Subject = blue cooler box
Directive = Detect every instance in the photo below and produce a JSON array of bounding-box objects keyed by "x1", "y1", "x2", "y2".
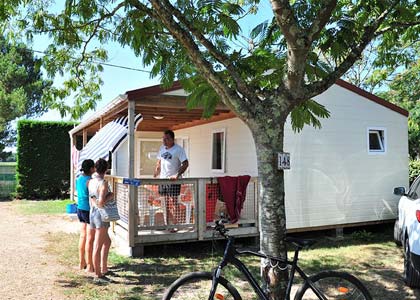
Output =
[{"x1": 66, "y1": 203, "x2": 77, "y2": 214}]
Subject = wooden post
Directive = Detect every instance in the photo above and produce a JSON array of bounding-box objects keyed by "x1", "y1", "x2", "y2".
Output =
[
  {"x1": 254, "y1": 178, "x2": 259, "y2": 231},
  {"x1": 127, "y1": 100, "x2": 136, "y2": 248},
  {"x1": 70, "y1": 135, "x2": 76, "y2": 202},
  {"x1": 197, "y1": 178, "x2": 206, "y2": 240},
  {"x1": 82, "y1": 129, "x2": 87, "y2": 146}
]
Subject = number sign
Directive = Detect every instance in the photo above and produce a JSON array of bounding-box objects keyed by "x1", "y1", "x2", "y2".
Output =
[{"x1": 277, "y1": 152, "x2": 290, "y2": 170}]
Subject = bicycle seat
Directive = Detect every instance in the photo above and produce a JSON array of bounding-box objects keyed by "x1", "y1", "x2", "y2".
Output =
[{"x1": 285, "y1": 237, "x2": 317, "y2": 248}]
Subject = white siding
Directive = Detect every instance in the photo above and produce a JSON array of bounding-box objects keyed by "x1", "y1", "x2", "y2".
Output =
[
  {"x1": 175, "y1": 84, "x2": 408, "y2": 229},
  {"x1": 113, "y1": 83, "x2": 408, "y2": 230},
  {"x1": 284, "y1": 84, "x2": 408, "y2": 229},
  {"x1": 175, "y1": 118, "x2": 258, "y2": 177}
]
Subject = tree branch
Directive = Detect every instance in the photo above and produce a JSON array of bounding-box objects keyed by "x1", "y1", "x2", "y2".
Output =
[
  {"x1": 156, "y1": 0, "x2": 257, "y2": 105},
  {"x1": 72, "y1": 2, "x2": 126, "y2": 80},
  {"x1": 307, "y1": 0, "x2": 337, "y2": 42},
  {"x1": 270, "y1": 1, "x2": 312, "y2": 97},
  {"x1": 304, "y1": 0, "x2": 400, "y2": 100},
  {"x1": 133, "y1": 0, "x2": 253, "y2": 119},
  {"x1": 270, "y1": 0, "x2": 301, "y2": 45},
  {"x1": 375, "y1": 20, "x2": 420, "y2": 37}
]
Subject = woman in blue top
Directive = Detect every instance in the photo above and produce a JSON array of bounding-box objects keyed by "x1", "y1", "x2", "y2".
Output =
[{"x1": 76, "y1": 159, "x2": 95, "y2": 271}]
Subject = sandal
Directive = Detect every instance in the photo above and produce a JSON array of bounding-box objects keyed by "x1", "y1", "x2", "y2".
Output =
[
  {"x1": 103, "y1": 270, "x2": 116, "y2": 276},
  {"x1": 93, "y1": 276, "x2": 109, "y2": 285}
]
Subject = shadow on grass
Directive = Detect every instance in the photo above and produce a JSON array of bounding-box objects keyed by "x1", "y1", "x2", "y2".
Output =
[
  {"x1": 362, "y1": 267, "x2": 420, "y2": 299},
  {"x1": 51, "y1": 222, "x2": 420, "y2": 300}
]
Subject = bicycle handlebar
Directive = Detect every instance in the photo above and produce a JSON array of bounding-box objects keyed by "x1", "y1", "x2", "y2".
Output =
[{"x1": 214, "y1": 219, "x2": 230, "y2": 237}]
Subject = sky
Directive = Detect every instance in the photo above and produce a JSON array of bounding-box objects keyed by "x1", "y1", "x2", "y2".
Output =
[
  {"x1": 37, "y1": 45, "x2": 161, "y2": 122},
  {"x1": 34, "y1": 1, "x2": 274, "y2": 124},
  {"x1": 4, "y1": 2, "x2": 273, "y2": 153}
]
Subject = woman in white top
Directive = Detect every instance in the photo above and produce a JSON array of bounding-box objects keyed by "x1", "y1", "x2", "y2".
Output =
[{"x1": 88, "y1": 158, "x2": 112, "y2": 281}]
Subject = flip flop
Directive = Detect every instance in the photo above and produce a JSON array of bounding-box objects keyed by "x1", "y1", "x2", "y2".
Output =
[
  {"x1": 103, "y1": 270, "x2": 117, "y2": 276},
  {"x1": 93, "y1": 276, "x2": 109, "y2": 285}
]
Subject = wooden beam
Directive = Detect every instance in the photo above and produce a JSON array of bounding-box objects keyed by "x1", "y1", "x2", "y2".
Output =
[
  {"x1": 70, "y1": 136, "x2": 76, "y2": 202},
  {"x1": 134, "y1": 95, "x2": 228, "y2": 110},
  {"x1": 138, "y1": 107, "x2": 204, "y2": 114},
  {"x1": 106, "y1": 101, "x2": 130, "y2": 119},
  {"x1": 171, "y1": 112, "x2": 236, "y2": 130},
  {"x1": 128, "y1": 100, "x2": 137, "y2": 248},
  {"x1": 82, "y1": 129, "x2": 87, "y2": 146}
]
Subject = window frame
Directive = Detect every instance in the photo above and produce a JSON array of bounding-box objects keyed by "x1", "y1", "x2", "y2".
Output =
[
  {"x1": 137, "y1": 138, "x2": 162, "y2": 177},
  {"x1": 211, "y1": 128, "x2": 226, "y2": 173},
  {"x1": 367, "y1": 127, "x2": 387, "y2": 155},
  {"x1": 175, "y1": 136, "x2": 190, "y2": 177}
]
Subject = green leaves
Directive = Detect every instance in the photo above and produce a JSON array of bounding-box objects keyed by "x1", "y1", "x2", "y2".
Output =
[
  {"x1": 182, "y1": 76, "x2": 220, "y2": 118},
  {"x1": 0, "y1": 35, "x2": 51, "y2": 155},
  {"x1": 290, "y1": 99, "x2": 330, "y2": 132},
  {"x1": 379, "y1": 50, "x2": 420, "y2": 158},
  {"x1": 0, "y1": 0, "x2": 418, "y2": 137}
]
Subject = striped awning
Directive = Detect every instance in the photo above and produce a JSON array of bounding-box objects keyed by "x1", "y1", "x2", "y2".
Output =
[{"x1": 77, "y1": 114, "x2": 143, "y2": 170}]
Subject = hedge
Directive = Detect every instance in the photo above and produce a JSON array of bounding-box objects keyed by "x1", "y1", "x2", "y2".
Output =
[
  {"x1": 409, "y1": 159, "x2": 420, "y2": 185},
  {"x1": 16, "y1": 120, "x2": 77, "y2": 199}
]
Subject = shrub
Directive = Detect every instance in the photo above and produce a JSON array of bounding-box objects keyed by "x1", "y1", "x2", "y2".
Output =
[
  {"x1": 409, "y1": 159, "x2": 420, "y2": 184},
  {"x1": 16, "y1": 120, "x2": 77, "y2": 199},
  {"x1": 351, "y1": 230, "x2": 374, "y2": 242}
]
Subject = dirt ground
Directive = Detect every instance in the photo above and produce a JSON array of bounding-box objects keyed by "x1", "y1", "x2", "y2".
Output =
[{"x1": 0, "y1": 201, "x2": 79, "y2": 300}]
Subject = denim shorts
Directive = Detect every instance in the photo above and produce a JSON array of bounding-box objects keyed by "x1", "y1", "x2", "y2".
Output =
[{"x1": 89, "y1": 206, "x2": 110, "y2": 229}]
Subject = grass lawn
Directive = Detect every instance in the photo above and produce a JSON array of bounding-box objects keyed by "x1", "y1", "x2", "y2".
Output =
[
  {"x1": 12, "y1": 200, "x2": 411, "y2": 299},
  {"x1": 12, "y1": 199, "x2": 73, "y2": 215},
  {"x1": 47, "y1": 227, "x2": 404, "y2": 300},
  {"x1": 0, "y1": 162, "x2": 16, "y2": 166}
]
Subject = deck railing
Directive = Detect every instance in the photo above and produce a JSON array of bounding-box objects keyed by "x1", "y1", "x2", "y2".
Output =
[{"x1": 107, "y1": 176, "x2": 259, "y2": 246}]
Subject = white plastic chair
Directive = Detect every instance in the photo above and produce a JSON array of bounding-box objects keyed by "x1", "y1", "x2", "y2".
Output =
[
  {"x1": 178, "y1": 187, "x2": 194, "y2": 224},
  {"x1": 138, "y1": 186, "x2": 167, "y2": 226}
]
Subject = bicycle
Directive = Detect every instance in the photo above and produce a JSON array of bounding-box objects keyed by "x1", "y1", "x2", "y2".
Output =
[{"x1": 163, "y1": 220, "x2": 372, "y2": 300}]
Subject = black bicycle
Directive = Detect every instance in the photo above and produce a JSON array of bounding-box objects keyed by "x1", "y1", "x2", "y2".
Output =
[{"x1": 163, "y1": 220, "x2": 372, "y2": 300}]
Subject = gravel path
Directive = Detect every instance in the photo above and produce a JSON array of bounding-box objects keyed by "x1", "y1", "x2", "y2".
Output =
[{"x1": 0, "y1": 201, "x2": 78, "y2": 300}]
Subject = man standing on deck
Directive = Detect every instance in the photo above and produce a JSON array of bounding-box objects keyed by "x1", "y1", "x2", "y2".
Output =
[{"x1": 154, "y1": 129, "x2": 189, "y2": 227}]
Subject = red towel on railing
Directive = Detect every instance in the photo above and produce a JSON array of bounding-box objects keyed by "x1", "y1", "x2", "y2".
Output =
[{"x1": 217, "y1": 175, "x2": 251, "y2": 223}]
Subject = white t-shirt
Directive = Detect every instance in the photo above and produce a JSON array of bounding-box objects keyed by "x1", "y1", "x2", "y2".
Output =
[{"x1": 157, "y1": 144, "x2": 188, "y2": 178}]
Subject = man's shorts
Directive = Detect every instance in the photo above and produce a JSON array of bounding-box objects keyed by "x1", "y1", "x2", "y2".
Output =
[
  {"x1": 158, "y1": 184, "x2": 181, "y2": 197},
  {"x1": 77, "y1": 208, "x2": 90, "y2": 224}
]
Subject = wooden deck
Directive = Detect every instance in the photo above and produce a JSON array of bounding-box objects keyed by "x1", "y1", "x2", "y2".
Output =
[{"x1": 107, "y1": 176, "x2": 259, "y2": 256}]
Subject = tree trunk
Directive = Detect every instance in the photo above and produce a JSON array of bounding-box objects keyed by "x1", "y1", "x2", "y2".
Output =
[{"x1": 249, "y1": 118, "x2": 289, "y2": 300}]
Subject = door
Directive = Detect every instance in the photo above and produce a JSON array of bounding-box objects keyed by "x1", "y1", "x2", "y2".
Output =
[
  {"x1": 138, "y1": 139, "x2": 162, "y2": 177},
  {"x1": 175, "y1": 136, "x2": 190, "y2": 177}
]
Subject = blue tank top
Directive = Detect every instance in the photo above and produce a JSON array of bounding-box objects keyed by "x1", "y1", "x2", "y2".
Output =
[{"x1": 76, "y1": 175, "x2": 91, "y2": 211}]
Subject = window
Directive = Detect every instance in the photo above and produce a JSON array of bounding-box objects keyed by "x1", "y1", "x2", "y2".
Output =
[
  {"x1": 211, "y1": 129, "x2": 226, "y2": 172},
  {"x1": 367, "y1": 127, "x2": 386, "y2": 154},
  {"x1": 138, "y1": 139, "x2": 162, "y2": 176}
]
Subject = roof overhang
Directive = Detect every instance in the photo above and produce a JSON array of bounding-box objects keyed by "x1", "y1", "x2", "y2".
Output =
[
  {"x1": 70, "y1": 82, "x2": 232, "y2": 137},
  {"x1": 70, "y1": 79, "x2": 408, "y2": 137}
]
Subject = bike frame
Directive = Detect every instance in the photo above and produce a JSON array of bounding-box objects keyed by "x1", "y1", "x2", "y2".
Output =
[{"x1": 209, "y1": 236, "x2": 328, "y2": 300}]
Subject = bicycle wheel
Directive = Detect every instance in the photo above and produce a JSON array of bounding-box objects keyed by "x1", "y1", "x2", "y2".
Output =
[
  {"x1": 294, "y1": 271, "x2": 372, "y2": 300},
  {"x1": 163, "y1": 271, "x2": 242, "y2": 300}
]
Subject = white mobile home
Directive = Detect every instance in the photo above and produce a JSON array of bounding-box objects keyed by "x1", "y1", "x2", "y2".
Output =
[{"x1": 70, "y1": 79, "x2": 408, "y2": 255}]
